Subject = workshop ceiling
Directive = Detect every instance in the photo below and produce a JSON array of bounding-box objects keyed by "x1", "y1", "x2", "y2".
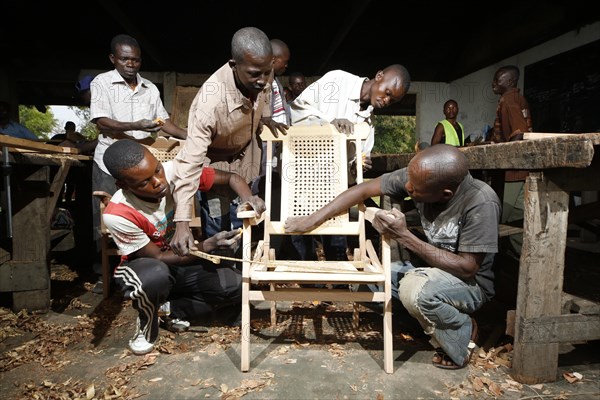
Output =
[{"x1": 3, "y1": 1, "x2": 599, "y2": 108}]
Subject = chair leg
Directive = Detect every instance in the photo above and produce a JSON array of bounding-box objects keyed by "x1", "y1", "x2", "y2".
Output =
[
  {"x1": 352, "y1": 302, "x2": 360, "y2": 329},
  {"x1": 352, "y1": 248, "x2": 361, "y2": 329},
  {"x1": 241, "y1": 276, "x2": 251, "y2": 372},
  {"x1": 383, "y1": 293, "x2": 393, "y2": 373},
  {"x1": 268, "y1": 249, "x2": 277, "y2": 326},
  {"x1": 269, "y1": 283, "x2": 277, "y2": 326},
  {"x1": 101, "y1": 236, "x2": 111, "y2": 299}
]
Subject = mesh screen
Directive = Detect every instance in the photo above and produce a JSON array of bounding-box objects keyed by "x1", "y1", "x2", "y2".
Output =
[
  {"x1": 144, "y1": 145, "x2": 181, "y2": 162},
  {"x1": 286, "y1": 134, "x2": 346, "y2": 225}
]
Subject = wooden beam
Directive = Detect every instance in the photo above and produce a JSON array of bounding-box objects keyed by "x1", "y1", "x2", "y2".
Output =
[
  {"x1": 512, "y1": 172, "x2": 570, "y2": 384},
  {"x1": 369, "y1": 133, "x2": 599, "y2": 176},
  {"x1": 368, "y1": 153, "x2": 414, "y2": 177},
  {"x1": 562, "y1": 293, "x2": 600, "y2": 315},
  {"x1": 47, "y1": 159, "x2": 72, "y2": 223},
  {"x1": 249, "y1": 289, "x2": 385, "y2": 302},
  {"x1": 524, "y1": 132, "x2": 577, "y2": 139},
  {"x1": 0, "y1": 261, "x2": 50, "y2": 291},
  {"x1": 518, "y1": 314, "x2": 600, "y2": 343},
  {"x1": 460, "y1": 136, "x2": 596, "y2": 169},
  {"x1": 0, "y1": 136, "x2": 79, "y2": 154},
  {"x1": 499, "y1": 224, "x2": 524, "y2": 237},
  {"x1": 544, "y1": 154, "x2": 600, "y2": 191}
]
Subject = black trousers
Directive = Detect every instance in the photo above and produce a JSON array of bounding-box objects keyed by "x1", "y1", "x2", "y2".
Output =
[{"x1": 114, "y1": 258, "x2": 241, "y2": 342}]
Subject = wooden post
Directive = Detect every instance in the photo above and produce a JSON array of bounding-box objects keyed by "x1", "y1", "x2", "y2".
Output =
[
  {"x1": 10, "y1": 165, "x2": 52, "y2": 312},
  {"x1": 511, "y1": 172, "x2": 569, "y2": 383}
]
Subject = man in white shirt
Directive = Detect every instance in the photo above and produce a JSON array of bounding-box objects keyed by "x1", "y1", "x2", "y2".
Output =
[
  {"x1": 289, "y1": 65, "x2": 410, "y2": 260},
  {"x1": 290, "y1": 65, "x2": 410, "y2": 172},
  {"x1": 89, "y1": 33, "x2": 187, "y2": 294}
]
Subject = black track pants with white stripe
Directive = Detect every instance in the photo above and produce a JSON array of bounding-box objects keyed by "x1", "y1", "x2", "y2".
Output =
[{"x1": 114, "y1": 258, "x2": 242, "y2": 342}]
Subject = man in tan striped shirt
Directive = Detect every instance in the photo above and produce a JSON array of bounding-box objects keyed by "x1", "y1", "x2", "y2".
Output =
[{"x1": 170, "y1": 27, "x2": 287, "y2": 256}]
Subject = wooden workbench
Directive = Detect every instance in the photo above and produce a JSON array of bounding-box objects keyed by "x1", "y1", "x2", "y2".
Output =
[
  {"x1": 0, "y1": 137, "x2": 92, "y2": 312},
  {"x1": 369, "y1": 132, "x2": 600, "y2": 384}
]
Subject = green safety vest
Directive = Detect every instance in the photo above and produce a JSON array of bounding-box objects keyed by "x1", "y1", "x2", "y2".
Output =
[{"x1": 439, "y1": 119, "x2": 464, "y2": 146}]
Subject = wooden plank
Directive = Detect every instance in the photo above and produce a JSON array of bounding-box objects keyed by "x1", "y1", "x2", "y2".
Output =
[
  {"x1": 9, "y1": 151, "x2": 92, "y2": 164},
  {"x1": 518, "y1": 314, "x2": 600, "y2": 343},
  {"x1": 0, "y1": 261, "x2": 50, "y2": 291},
  {"x1": 251, "y1": 271, "x2": 385, "y2": 283},
  {"x1": 267, "y1": 221, "x2": 361, "y2": 235},
  {"x1": 562, "y1": 294, "x2": 576, "y2": 314},
  {"x1": 369, "y1": 153, "x2": 414, "y2": 177},
  {"x1": 12, "y1": 166, "x2": 51, "y2": 262},
  {"x1": 249, "y1": 289, "x2": 385, "y2": 302},
  {"x1": 460, "y1": 136, "x2": 595, "y2": 169},
  {"x1": 50, "y1": 228, "x2": 71, "y2": 241},
  {"x1": 12, "y1": 289, "x2": 50, "y2": 313},
  {"x1": 506, "y1": 310, "x2": 516, "y2": 337},
  {"x1": 544, "y1": 154, "x2": 600, "y2": 191},
  {"x1": 147, "y1": 136, "x2": 181, "y2": 151},
  {"x1": 368, "y1": 133, "x2": 599, "y2": 176},
  {"x1": 524, "y1": 132, "x2": 576, "y2": 139},
  {"x1": 47, "y1": 159, "x2": 72, "y2": 222},
  {"x1": 562, "y1": 293, "x2": 600, "y2": 315},
  {"x1": 512, "y1": 172, "x2": 570, "y2": 384},
  {"x1": 381, "y1": 195, "x2": 403, "y2": 262},
  {"x1": 499, "y1": 224, "x2": 523, "y2": 237},
  {"x1": 0, "y1": 135, "x2": 79, "y2": 154},
  {"x1": 7, "y1": 164, "x2": 52, "y2": 311},
  {"x1": 570, "y1": 298, "x2": 600, "y2": 315}
]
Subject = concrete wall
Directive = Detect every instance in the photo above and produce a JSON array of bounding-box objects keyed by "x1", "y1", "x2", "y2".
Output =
[{"x1": 414, "y1": 21, "x2": 600, "y2": 145}]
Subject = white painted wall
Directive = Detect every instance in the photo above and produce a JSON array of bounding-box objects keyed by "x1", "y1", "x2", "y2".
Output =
[{"x1": 414, "y1": 21, "x2": 600, "y2": 145}]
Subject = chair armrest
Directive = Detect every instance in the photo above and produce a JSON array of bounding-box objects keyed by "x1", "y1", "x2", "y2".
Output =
[
  {"x1": 93, "y1": 190, "x2": 112, "y2": 207},
  {"x1": 237, "y1": 210, "x2": 265, "y2": 225},
  {"x1": 236, "y1": 200, "x2": 265, "y2": 225}
]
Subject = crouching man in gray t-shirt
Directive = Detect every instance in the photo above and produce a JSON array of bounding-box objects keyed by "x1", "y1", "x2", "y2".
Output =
[{"x1": 284, "y1": 144, "x2": 501, "y2": 370}]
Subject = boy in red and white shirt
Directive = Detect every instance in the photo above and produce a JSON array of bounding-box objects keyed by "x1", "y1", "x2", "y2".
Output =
[{"x1": 102, "y1": 139, "x2": 264, "y2": 355}]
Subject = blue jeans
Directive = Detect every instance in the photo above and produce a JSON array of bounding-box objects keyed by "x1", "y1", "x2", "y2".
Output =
[
  {"x1": 397, "y1": 263, "x2": 484, "y2": 366},
  {"x1": 366, "y1": 260, "x2": 414, "y2": 302},
  {"x1": 198, "y1": 191, "x2": 242, "y2": 238},
  {"x1": 198, "y1": 191, "x2": 243, "y2": 269}
]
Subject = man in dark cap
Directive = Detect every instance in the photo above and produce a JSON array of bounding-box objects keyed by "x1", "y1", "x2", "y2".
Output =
[{"x1": 76, "y1": 75, "x2": 94, "y2": 106}]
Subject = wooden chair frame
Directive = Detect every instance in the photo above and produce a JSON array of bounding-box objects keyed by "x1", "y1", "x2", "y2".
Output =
[
  {"x1": 93, "y1": 191, "x2": 119, "y2": 299},
  {"x1": 237, "y1": 123, "x2": 393, "y2": 373}
]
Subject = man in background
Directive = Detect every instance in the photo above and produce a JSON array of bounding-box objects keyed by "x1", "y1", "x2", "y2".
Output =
[
  {"x1": 76, "y1": 75, "x2": 95, "y2": 107},
  {"x1": 0, "y1": 101, "x2": 38, "y2": 140},
  {"x1": 431, "y1": 99, "x2": 464, "y2": 146},
  {"x1": 286, "y1": 71, "x2": 307, "y2": 101},
  {"x1": 88, "y1": 33, "x2": 187, "y2": 294},
  {"x1": 491, "y1": 65, "x2": 533, "y2": 259}
]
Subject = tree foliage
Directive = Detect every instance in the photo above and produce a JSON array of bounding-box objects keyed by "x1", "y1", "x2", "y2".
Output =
[
  {"x1": 18, "y1": 106, "x2": 56, "y2": 139},
  {"x1": 372, "y1": 115, "x2": 416, "y2": 154},
  {"x1": 18, "y1": 104, "x2": 98, "y2": 140},
  {"x1": 69, "y1": 106, "x2": 99, "y2": 139}
]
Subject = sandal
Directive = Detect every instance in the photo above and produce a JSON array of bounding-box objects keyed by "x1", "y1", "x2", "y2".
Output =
[
  {"x1": 431, "y1": 317, "x2": 478, "y2": 370},
  {"x1": 432, "y1": 349, "x2": 468, "y2": 369}
]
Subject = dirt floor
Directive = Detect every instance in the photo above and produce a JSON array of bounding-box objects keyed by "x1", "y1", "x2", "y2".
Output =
[{"x1": 1, "y1": 258, "x2": 599, "y2": 399}]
